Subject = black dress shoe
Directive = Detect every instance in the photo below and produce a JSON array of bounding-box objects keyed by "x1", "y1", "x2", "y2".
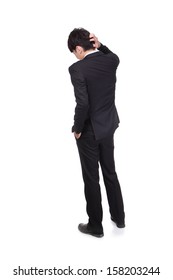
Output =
[
  {"x1": 78, "y1": 223, "x2": 104, "y2": 238},
  {"x1": 111, "y1": 217, "x2": 125, "y2": 228}
]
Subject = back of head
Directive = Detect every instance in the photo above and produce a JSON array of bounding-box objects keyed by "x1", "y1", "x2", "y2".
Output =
[{"x1": 68, "y1": 28, "x2": 95, "y2": 52}]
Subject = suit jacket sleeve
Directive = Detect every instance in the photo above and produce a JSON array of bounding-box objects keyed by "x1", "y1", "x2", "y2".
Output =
[
  {"x1": 98, "y1": 43, "x2": 120, "y2": 66},
  {"x1": 69, "y1": 65, "x2": 89, "y2": 133}
]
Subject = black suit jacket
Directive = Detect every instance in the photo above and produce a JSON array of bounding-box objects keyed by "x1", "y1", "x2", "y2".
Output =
[{"x1": 69, "y1": 44, "x2": 120, "y2": 140}]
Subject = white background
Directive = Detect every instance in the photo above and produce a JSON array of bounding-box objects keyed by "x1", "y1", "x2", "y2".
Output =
[{"x1": 0, "y1": 0, "x2": 173, "y2": 279}]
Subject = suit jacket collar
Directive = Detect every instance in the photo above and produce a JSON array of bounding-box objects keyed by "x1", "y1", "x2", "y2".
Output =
[
  {"x1": 83, "y1": 51, "x2": 102, "y2": 60},
  {"x1": 84, "y1": 49, "x2": 99, "y2": 58}
]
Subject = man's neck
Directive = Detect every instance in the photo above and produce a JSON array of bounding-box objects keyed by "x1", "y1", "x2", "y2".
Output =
[{"x1": 84, "y1": 48, "x2": 98, "y2": 58}]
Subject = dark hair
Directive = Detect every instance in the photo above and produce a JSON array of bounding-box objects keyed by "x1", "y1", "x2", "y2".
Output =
[{"x1": 68, "y1": 28, "x2": 95, "y2": 52}]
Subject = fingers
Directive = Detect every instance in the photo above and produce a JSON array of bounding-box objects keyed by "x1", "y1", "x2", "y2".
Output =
[
  {"x1": 89, "y1": 33, "x2": 95, "y2": 40},
  {"x1": 74, "y1": 132, "x2": 82, "y2": 139},
  {"x1": 89, "y1": 33, "x2": 100, "y2": 48},
  {"x1": 89, "y1": 33, "x2": 97, "y2": 42},
  {"x1": 89, "y1": 33, "x2": 96, "y2": 47}
]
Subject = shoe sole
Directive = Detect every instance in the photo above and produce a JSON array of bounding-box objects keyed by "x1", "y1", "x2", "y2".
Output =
[
  {"x1": 79, "y1": 230, "x2": 104, "y2": 238},
  {"x1": 90, "y1": 233, "x2": 104, "y2": 238}
]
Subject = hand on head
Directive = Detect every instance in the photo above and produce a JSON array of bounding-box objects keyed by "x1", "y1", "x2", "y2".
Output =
[{"x1": 89, "y1": 33, "x2": 101, "y2": 49}]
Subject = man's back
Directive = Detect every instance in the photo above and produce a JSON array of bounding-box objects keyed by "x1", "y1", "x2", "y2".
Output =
[{"x1": 69, "y1": 46, "x2": 120, "y2": 140}]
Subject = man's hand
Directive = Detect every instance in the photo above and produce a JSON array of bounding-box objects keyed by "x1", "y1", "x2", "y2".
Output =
[
  {"x1": 74, "y1": 132, "x2": 82, "y2": 139},
  {"x1": 89, "y1": 33, "x2": 101, "y2": 49}
]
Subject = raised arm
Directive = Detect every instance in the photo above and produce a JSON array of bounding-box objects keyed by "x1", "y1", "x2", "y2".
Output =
[
  {"x1": 90, "y1": 33, "x2": 119, "y2": 63},
  {"x1": 89, "y1": 33, "x2": 112, "y2": 54}
]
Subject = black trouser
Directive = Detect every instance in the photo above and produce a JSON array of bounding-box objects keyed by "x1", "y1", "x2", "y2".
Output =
[{"x1": 76, "y1": 123, "x2": 125, "y2": 232}]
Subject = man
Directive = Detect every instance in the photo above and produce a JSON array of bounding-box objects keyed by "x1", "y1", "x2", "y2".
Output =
[{"x1": 68, "y1": 28, "x2": 125, "y2": 238}]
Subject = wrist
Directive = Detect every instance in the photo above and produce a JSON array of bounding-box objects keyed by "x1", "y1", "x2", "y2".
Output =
[{"x1": 98, "y1": 43, "x2": 102, "y2": 49}]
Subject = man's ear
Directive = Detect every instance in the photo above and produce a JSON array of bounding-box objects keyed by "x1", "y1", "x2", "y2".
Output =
[{"x1": 76, "y1": 46, "x2": 83, "y2": 54}]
